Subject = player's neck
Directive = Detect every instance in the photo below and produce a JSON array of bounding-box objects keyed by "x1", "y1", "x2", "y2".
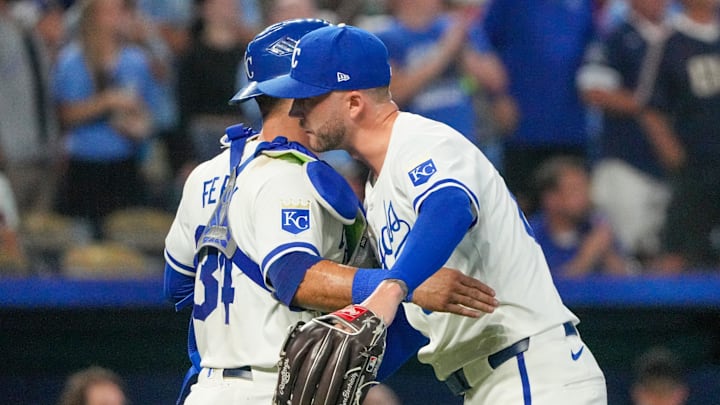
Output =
[
  {"x1": 258, "y1": 116, "x2": 307, "y2": 145},
  {"x1": 353, "y1": 105, "x2": 399, "y2": 178}
]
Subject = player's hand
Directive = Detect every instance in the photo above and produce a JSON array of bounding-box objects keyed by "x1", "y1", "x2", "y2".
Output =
[{"x1": 412, "y1": 267, "x2": 497, "y2": 317}]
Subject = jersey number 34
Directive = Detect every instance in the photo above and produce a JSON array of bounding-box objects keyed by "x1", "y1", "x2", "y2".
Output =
[{"x1": 193, "y1": 247, "x2": 235, "y2": 325}]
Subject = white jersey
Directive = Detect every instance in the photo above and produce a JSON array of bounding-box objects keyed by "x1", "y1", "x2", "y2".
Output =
[
  {"x1": 165, "y1": 138, "x2": 345, "y2": 370},
  {"x1": 364, "y1": 112, "x2": 578, "y2": 380}
]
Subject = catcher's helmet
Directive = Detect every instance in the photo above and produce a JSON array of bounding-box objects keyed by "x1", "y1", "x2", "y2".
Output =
[{"x1": 229, "y1": 18, "x2": 331, "y2": 104}]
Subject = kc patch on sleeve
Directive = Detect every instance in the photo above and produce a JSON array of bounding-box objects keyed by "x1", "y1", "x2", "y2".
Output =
[{"x1": 281, "y1": 200, "x2": 311, "y2": 234}]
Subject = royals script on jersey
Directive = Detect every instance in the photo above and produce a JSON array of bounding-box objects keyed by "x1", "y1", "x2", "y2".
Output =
[{"x1": 363, "y1": 112, "x2": 578, "y2": 379}]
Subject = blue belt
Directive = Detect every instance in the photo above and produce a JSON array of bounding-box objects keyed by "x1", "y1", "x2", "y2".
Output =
[
  {"x1": 445, "y1": 321, "x2": 577, "y2": 396},
  {"x1": 222, "y1": 366, "x2": 252, "y2": 379}
]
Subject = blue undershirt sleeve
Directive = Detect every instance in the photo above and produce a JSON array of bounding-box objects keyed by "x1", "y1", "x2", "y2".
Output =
[
  {"x1": 376, "y1": 305, "x2": 429, "y2": 381},
  {"x1": 164, "y1": 263, "x2": 195, "y2": 304},
  {"x1": 352, "y1": 187, "x2": 473, "y2": 301},
  {"x1": 266, "y1": 251, "x2": 323, "y2": 308}
]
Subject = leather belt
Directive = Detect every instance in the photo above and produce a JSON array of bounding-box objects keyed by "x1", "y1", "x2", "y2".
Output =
[
  {"x1": 222, "y1": 366, "x2": 252, "y2": 379},
  {"x1": 445, "y1": 321, "x2": 577, "y2": 396}
]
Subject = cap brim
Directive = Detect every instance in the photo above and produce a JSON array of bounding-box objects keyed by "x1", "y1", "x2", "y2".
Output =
[
  {"x1": 229, "y1": 81, "x2": 262, "y2": 105},
  {"x1": 256, "y1": 74, "x2": 331, "y2": 99}
]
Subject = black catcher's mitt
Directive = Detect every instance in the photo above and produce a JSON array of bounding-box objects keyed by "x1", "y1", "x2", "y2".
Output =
[{"x1": 274, "y1": 305, "x2": 387, "y2": 405}]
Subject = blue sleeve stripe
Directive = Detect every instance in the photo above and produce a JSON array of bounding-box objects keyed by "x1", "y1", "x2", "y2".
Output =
[
  {"x1": 261, "y1": 242, "x2": 321, "y2": 275},
  {"x1": 412, "y1": 178, "x2": 479, "y2": 214},
  {"x1": 267, "y1": 252, "x2": 323, "y2": 307},
  {"x1": 164, "y1": 249, "x2": 196, "y2": 275}
]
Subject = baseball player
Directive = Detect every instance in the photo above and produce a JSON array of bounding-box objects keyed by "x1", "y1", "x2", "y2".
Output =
[
  {"x1": 163, "y1": 19, "x2": 498, "y2": 405},
  {"x1": 257, "y1": 24, "x2": 608, "y2": 404}
]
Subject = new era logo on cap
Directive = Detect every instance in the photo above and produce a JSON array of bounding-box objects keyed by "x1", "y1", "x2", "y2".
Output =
[{"x1": 257, "y1": 24, "x2": 392, "y2": 99}]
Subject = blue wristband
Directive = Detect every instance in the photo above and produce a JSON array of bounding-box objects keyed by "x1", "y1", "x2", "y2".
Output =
[
  {"x1": 352, "y1": 268, "x2": 387, "y2": 303},
  {"x1": 353, "y1": 270, "x2": 414, "y2": 303}
]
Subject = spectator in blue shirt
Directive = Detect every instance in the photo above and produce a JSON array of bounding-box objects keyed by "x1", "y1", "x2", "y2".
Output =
[
  {"x1": 52, "y1": 0, "x2": 161, "y2": 237},
  {"x1": 529, "y1": 156, "x2": 633, "y2": 278}
]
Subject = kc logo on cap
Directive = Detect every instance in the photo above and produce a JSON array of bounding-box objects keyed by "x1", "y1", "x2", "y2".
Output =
[
  {"x1": 230, "y1": 18, "x2": 331, "y2": 104},
  {"x1": 257, "y1": 24, "x2": 392, "y2": 99},
  {"x1": 291, "y1": 46, "x2": 301, "y2": 68}
]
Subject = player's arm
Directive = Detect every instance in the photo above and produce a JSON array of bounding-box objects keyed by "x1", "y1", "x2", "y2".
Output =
[
  {"x1": 267, "y1": 253, "x2": 496, "y2": 315},
  {"x1": 266, "y1": 185, "x2": 489, "y2": 319},
  {"x1": 263, "y1": 159, "x2": 495, "y2": 316},
  {"x1": 357, "y1": 186, "x2": 476, "y2": 324},
  {"x1": 272, "y1": 256, "x2": 353, "y2": 311},
  {"x1": 163, "y1": 263, "x2": 194, "y2": 303},
  {"x1": 163, "y1": 244, "x2": 197, "y2": 310},
  {"x1": 163, "y1": 168, "x2": 204, "y2": 308}
]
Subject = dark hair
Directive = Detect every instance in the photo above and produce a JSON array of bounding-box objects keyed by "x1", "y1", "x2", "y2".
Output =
[
  {"x1": 634, "y1": 346, "x2": 685, "y2": 388},
  {"x1": 254, "y1": 94, "x2": 283, "y2": 119},
  {"x1": 362, "y1": 86, "x2": 392, "y2": 102},
  {"x1": 58, "y1": 366, "x2": 126, "y2": 405},
  {"x1": 533, "y1": 156, "x2": 587, "y2": 195}
]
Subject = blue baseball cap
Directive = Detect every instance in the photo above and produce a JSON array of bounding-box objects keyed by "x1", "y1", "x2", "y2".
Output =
[
  {"x1": 256, "y1": 24, "x2": 392, "y2": 99},
  {"x1": 229, "y1": 18, "x2": 331, "y2": 104}
]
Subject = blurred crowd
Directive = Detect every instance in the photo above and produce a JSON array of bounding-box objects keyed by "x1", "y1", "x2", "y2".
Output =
[{"x1": 0, "y1": 0, "x2": 718, "y2": 279}]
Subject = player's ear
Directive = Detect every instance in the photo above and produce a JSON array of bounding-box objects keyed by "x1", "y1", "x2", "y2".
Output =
[{"x1": 347, "y1": 91, "x2": 365, "y2": 119}]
